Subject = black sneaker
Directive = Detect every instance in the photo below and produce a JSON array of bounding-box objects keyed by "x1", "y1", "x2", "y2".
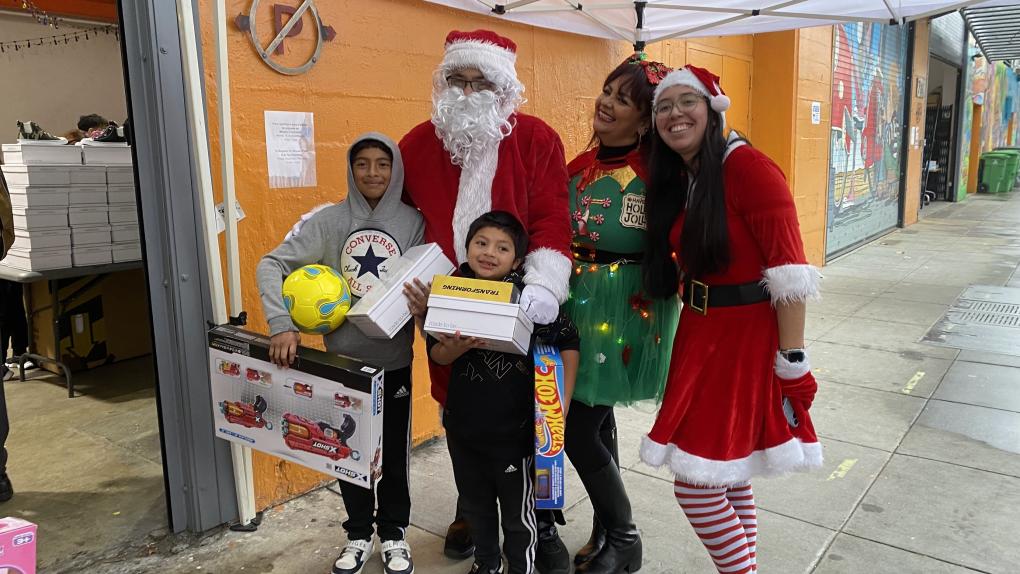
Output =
[
  {"x1": 380, "y1": 539, "x2": 413, "y2": 574},
  {"x1": 0, "y1": 473, "x2": 13, "y2": 503},
  {"x1": 468, "y1": 561, "x2": 502, "y2": 574},
  {"x1": 444, "y1": 518, "x2": 475, "y2": 560},
  {"x1": 17, "y1": 120, "x2": 61, "y2": 141},
  {"x1": 534, "y1": 523, "x2": 570, "y2": 574},
  {"x1": 332, "y1": 538, "x2": 373, "y2": 574}
]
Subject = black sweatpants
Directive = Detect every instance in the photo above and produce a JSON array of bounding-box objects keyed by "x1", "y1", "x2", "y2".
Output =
[
  {"x1": 0, "y1": 281, "x2": 28, "y2": 362},
  {"x1": 337, "y1": 366, "x2": 412, "y2": 542},
  {"x1": 564, "y1": 401, "x2": 616, "y2": 474},
  {"x1": 447, "y1": 432, "x2": 537, "y2": 574}
]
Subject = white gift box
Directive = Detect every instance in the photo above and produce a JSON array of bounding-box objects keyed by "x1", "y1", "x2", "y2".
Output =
[
  {"x1": 108, "y1": 204, "x2": 138, "y2": 224},
  {"x1": 106, "y1": 166, "x2": 135, "y2": 185},
  {"x1": 3, "y1": 246, "x2": 73, "y2": 271},
  {"x1": 424, "y1": 275, "x2": 534, "y2": 355},
  {"x1": 347, "y1": 243, "x2": 456, "y2": 339},
  {"x1": 1, "y1": 164, "x2": 71, "y2": 187},
  {"x1": 12, "y1": 206, "x2": 68, "y2": 229},
  {"x1": 2, "y1": 142, "x2": 82, "y2": 165},
  {"x1": 69, "y1": 205, "x2": 109, "y2": 226},
  {"x1": 208, "y1": 325, "x2": 385, "y2": 489},
  {"x1": 68, "y1": 185, "x2": 107, "y2": 205},
  {"x1": 111, "y1": 223, "x2": 140, "y2": 243},
  {"x1": 81, "y1": 143, "x2": 132, "y2": 165},
  {"x1": 70, "y1": 166, "x2": 108, "y2": 185},
  {"x1": 13, "y1": 228, "x2": 71, "y2": 250},
  {"x1": 112, "y1": 241, "x2": 143, "y2": 262},
  {"x1": 8, "y1": 186, "x2": 69, "y2": 208},
  {"x1": 107, "y1": 185, "x2": 137, "y2": 205},
  {"x1": 72, "y1": 224, "x2": 112, "y2": 246},
  {"x1": 72, "y1": 244, "x2": 113, "y2": 266}
]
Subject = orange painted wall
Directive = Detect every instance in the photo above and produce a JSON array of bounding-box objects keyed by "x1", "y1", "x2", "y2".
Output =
[
  {"x1": 195, "y1": 0, "x2": 762, "y2": 508},
  {"x1": 751, "y1": 31, "x2": 797, "y2": 181},
  {"x1": 791, "y1": 27, "x2": 833, "y2": 266},
  {"x1": 902, "y1": 21, "x2": 930, "y2": 227}
]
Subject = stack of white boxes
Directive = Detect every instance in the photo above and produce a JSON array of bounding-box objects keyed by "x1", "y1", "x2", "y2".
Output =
[{"x1": 2, "y1": 141, "x2": 140, "y2": 271}]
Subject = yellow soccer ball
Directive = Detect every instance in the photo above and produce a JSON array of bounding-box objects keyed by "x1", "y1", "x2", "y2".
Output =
[{"x1": 282, "y1": 264, "x2": 352, "y2": 334}]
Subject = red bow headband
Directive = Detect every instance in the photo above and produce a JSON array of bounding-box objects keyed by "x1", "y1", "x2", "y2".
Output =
[{"x1": 627, "y1": 52, "x2": 672, "y2": 86}]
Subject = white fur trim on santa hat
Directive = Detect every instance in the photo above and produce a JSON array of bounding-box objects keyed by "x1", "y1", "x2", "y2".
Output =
[
  {"x1": 442, "y1": 40, "x2": 518, "y2": 90},
  {"x1": 653, "y1": 68, "x2": 730, "y2": 112},
  {"x1": 760, "y1": 263, "x2": 822, "y2": 305},
  {"x1": 523, "y1": 247, "x2": 572, "y2": 304},
  {"x1": 640, "y1": 434, "x2": 823, "y2": 487}
]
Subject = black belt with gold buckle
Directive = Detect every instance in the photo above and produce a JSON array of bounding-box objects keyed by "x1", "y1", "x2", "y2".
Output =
[
  {"x1": 682, "y1": 278, "x2": 770, "y2": 316},
  {"x1": 572, "y1": 245, "x2": 643, "y2": 264}
]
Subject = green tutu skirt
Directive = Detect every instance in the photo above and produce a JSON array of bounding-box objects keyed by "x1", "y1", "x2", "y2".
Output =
[{"x1": 564, "y1": 261, "x2": 679, "y2": 408}]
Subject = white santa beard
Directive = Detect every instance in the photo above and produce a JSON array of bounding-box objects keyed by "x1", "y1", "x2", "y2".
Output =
[{"x1": 451, "y1": 142, "x2": 499, "y2": 264}]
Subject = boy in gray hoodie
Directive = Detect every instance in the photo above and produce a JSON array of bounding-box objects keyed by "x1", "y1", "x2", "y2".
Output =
[{"x1": 257, "y1": 133, "x2": 423, "y2": 574}]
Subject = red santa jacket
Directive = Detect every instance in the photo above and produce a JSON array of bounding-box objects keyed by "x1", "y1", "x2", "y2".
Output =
[{"x1": 400, "y1": 112, "x2": 573, "y2": 405}]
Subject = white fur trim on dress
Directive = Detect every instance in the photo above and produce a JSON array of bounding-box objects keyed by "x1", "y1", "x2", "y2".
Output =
[
  {"x1": 640, "y1": 434, "x2": 823, "y2": 487},
  {"x1": 451, "y1": 144, "x2": 499, "y2": 264},
  {"x1": 761, "y1": 263, "x2": 822, "y2": 305},
  {"x1": 774, "y1": 350, "x2": 811, "y2": 379},
  {"x1": 523, "y1": 247, "x2": 572, "y2": 304}
]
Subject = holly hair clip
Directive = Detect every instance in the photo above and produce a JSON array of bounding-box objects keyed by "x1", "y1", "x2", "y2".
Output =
[{"x1": 627, "y1": 52, "x2": 672, "y2": 86}]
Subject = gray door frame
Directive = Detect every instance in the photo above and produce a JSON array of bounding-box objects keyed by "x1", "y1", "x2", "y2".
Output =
[{"x1": 118, "y1": 0, "x2": 238, "y2": 532}]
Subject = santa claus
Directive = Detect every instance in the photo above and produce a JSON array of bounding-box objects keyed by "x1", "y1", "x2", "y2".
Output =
[{"x1": 399, "y1": 29, "x2": 573, "y2": 574}]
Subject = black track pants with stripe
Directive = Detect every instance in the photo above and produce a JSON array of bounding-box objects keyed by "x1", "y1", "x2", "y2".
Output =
[
  {"x1": 338, "y1": 366, "x2": 412, "y2": 541},
  {"x1": 447, "y1": 432, "x2": 537, "y2": 574}
]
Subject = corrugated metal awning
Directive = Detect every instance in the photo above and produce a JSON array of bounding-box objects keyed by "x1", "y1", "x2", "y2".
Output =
[{"x1": 963, "y1": 4, "x2": 1020, "y2": 61}]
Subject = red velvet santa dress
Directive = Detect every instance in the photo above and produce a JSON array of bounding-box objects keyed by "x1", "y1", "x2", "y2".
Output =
[{"x1": 640, "y1": 140, "x2": 823, "y2": 487}]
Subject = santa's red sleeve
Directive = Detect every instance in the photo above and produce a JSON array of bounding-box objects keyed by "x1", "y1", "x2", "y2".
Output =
[
  {"x1": 730, "y1": 148, "x2": 821, "y2": 304},
  {"x1": 521, "y1": 122, "x2": 573, "y2": 303}
]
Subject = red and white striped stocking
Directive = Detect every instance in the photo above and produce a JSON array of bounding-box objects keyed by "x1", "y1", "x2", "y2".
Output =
[
  {"x1": 726, "y1": 482, "x2": 758, "y2": 571},
  {"x1": 674, "y1": 480, "x2": 756, "y2": 574}
]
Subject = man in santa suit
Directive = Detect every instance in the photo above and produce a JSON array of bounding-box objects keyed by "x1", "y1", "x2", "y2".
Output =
[{"x1": 400, "y1": 30, "x2": 573, "y2": 574}]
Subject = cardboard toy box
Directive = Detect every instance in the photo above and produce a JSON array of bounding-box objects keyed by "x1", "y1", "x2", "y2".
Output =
[
  {"x1": 208, "y1": 325, "x2": 384, "y2": 489},
  {"x1": 0, "y1": 517, "x2": 37, "y2": 574},
  {"x1": 29, "y1": 269, "x2": 153, "y2": 373},
  {"x1": 347, "y1": 243, "x2": 455, "y2": 339},
  {"x1": 533, "y1": 344, "x2": 566, "y2": 509},
  {"x1": 424, "y1": 275, "x2": 533, "y2": 355}
]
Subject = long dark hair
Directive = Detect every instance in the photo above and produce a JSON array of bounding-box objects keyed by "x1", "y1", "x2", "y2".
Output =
[
  {"x1": 586, "y1": 60, "x2": 657, "y2": 151},
  {"x1": 643, "y1": 109, "x2": 732, "y2": 298}
]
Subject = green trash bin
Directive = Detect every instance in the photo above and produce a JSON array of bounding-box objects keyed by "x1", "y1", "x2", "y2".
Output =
[
  {"x1": 980, "y1": 151, "x2": 1010, "y2": 193},
  {"x1": 993, "y1": 148, "x2": 1020, "y2": 192}
]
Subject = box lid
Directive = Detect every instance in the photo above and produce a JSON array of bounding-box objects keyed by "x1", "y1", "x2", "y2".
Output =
[
  {"x1": 15, "y1": 227, "x2": 71, "y2": 238},
  {"x1": 1, "y1": 164, "x2": 72, "y2": 173},
  {"x1": 427, "y1": 295, "x2": 533, "y2": 325},
  {"x1": 11, "y1": 206, "x2": 67, "y2": 215},
  {"x1": 349, "y1": 243, "x2": 455, "y2": 315}
]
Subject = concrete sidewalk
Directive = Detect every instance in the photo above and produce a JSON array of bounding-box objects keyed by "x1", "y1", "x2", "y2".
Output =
[{"x1": 77, "y1": 192, "x2": 1020, "y2": 574}]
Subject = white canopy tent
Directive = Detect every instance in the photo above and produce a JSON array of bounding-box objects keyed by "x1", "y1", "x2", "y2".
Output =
[{"x1": 425, "y1": 0, "x2": 1020, "y2": 49}]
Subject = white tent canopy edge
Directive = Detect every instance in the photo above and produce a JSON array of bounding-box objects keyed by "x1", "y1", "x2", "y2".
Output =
[{"x1": 425, "y1": 0, "x2": 1020, "y2": 48}]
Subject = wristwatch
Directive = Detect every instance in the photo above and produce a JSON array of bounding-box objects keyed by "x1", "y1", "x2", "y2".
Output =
[{"x1": 780, "y1": 348, "x2": 806, "y2": 363}]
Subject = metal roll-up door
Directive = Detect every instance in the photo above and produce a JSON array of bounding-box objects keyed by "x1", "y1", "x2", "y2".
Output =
[{"x1": 826, "y1": 22, "x2": 909, "y2": 259}]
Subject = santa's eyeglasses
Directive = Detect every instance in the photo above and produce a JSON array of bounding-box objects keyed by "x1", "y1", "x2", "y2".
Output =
[{"x1": 446, "y1": 75, "x2": 497, "y2": 92}]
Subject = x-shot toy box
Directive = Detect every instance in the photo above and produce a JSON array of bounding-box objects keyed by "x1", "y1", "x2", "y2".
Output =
[
  {"x1": 533, "y1": 344, "x2": 566, "y2": 509},
  {"x1": 208, "y1": 325, "x2": 384, "y2": 489},
  {"x1": 347, "y1": 243, "x2": 455, "y2": 339},
  {"x1": 424, "y1": 274, "x2": 534, "y2": 355}
]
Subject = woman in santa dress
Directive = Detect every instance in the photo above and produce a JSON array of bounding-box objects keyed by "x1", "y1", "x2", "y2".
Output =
[
  {"x1": 555, "y1": 53, "x2": 679, "y2": 574},
  {"x1": 640, "y1": 65, "x2": 823, "y2": 574}
]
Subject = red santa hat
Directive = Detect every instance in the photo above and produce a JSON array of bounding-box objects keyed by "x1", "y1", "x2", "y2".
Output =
[
  {"x1": 441, "y1": 30, "x2": 520, "y2": 92},
  {"x1": 653, "y1": 65, "x2": 731, "y2": 127}
]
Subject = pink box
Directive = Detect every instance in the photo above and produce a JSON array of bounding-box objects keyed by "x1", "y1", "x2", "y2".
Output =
[{"x1": 0, "y1": 517, "x2": 37, "y2": 574}]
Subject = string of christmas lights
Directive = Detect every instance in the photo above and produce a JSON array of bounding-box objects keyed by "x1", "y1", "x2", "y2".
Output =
[
  {"x1": 7, "y1": 0, "x2": 62, "y2": 28},
  {"x1": 0, "y1": 24, "x2": 118, "y2": 53}
]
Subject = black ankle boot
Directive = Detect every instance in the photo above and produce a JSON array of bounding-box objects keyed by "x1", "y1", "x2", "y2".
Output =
[
  {"x1": 535, "y1": 511, "x2": 570, "y2": 574},
  {"x1": 445, "y1": 516, "x2": 475, "y2": 560},
  {"x1": 578, "y1": 463, "x2": 642, "y2": 574}
]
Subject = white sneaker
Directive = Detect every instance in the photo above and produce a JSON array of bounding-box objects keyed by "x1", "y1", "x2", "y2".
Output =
[
  {"x1": 381, "y1": 539, "x2": 414, "y2": 574},
  {"x1": 332, "y1": 538, "x2": 373, "y2": 574},
  {"x1": 20, "y1": 359, "x2": 36, "y2": 370}
]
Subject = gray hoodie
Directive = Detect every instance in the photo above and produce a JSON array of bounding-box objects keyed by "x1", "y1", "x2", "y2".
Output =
[{"x1": 256, "y1": 132, "x2": 425, "y2": 371}]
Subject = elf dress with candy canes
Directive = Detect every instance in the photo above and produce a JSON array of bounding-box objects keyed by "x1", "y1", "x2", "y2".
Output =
[{"x1": 640, "y1": 65, "x2": 823, "y2": 574}]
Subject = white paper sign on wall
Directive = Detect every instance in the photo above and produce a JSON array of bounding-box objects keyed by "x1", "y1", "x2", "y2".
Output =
[
  {"x1": 265, "y1": 110, "x2": 316, "y2": 189},
  {"x1": 811, "y1": 102, "x2": 821, "y2": 125}
]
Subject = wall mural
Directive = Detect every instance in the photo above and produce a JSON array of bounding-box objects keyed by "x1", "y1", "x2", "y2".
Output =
[{"x1": 827, "y1": 22, "x2": 907, "y2": 258}]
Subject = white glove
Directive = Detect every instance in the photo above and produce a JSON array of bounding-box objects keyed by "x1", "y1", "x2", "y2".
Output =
[
  {"x1": 520, "y1": 284, "x2": 559, "y2": 324},
  {"x1": 284, "y1": 203, "x2": 332, "y2": 241}
]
